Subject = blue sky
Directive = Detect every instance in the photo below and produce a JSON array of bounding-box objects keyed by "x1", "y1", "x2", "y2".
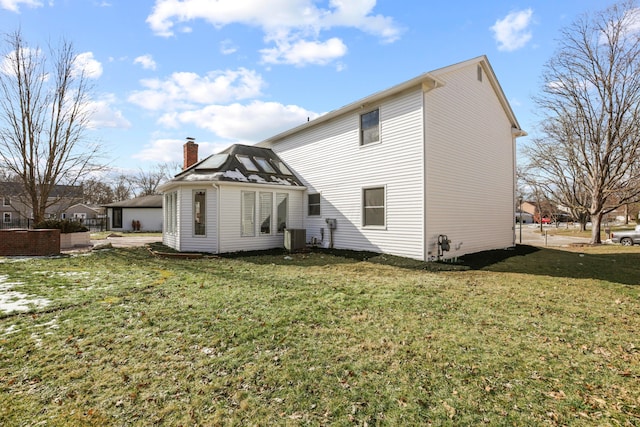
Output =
[{"x1": 0, "y1": 0, "x2": 610, "y2": 173}]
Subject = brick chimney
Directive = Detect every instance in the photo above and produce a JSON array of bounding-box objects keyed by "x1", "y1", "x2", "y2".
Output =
[{"x1": 183, "y1": 137, "x2": 198, "y2": 169}]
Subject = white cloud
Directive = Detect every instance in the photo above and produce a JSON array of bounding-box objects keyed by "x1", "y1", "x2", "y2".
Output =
[
  {"x1": 132, "y1": 138, "x2": 225, "y2": 163},
  {"x1": 261, "y1": 37, "x2": 348, "y2": 66},
  {"x1": 491, "y1": 9, "x2": 533, "y2": 52},
  {"x1": 74, "y1": 52, "x2": 103, "y2": 79},
  {"x1": 220, "y1": 39, "x2": 237, "y2": 55},
  {"x1": 146, "y1": 0, "x2": 401, "y2": 66},
  {"x1": 128, "y1": 68, "x2": 265, "y2": 110},
  {"x1": 87, "y1": 95, "x2": 132, "y2": 129},
  {"x1": 158, "y1": 100, "x2": 319, "y2": 142},
  {"x1": 134, "y1": 54, "x2": 157, "y2": 70},
  {"x1": 0, "y1": 0, "x2": 42, "y2": 12}
]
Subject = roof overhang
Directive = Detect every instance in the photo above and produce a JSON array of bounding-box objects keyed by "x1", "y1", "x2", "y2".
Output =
[{"x1": 257, "y1": 74, "x2": 445, "y2": 147}]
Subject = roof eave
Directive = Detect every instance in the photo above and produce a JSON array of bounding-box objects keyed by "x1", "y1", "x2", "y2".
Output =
[{"x1": 256, "y1": 74, "x2": 445, "y2": 146}]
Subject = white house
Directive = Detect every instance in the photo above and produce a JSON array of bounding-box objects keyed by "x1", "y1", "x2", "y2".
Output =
[
  {"x1": 103, "y1": 194, "x2": 163, "y2": 232},
  {"x1": 161, "y1": 56, "x2": 526, "y2": 260}
]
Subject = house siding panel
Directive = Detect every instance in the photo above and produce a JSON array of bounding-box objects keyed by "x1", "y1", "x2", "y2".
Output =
[
  {"x1": 425, "y1": 64, "x2": 515, "y2": 259},
  {"x1": 267, "y1": 89, "x2": 425, "y2": 260}
]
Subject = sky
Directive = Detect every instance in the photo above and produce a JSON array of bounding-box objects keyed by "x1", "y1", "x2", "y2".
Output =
[{"x1": 0, "y1": 0, "x2": 613, "y2": 174}]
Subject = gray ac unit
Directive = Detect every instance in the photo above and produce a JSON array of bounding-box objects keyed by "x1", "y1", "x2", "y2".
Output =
[{"x1": 284, "y1": 229, "x2": 306, "y2": 252}]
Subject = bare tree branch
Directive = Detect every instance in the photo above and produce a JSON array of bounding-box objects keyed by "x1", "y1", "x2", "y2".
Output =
[
  {"x1": 526, "y1": 0, "x2": 640, "y2": 243},
  {"x1": 0, "y1": 29, "x2": 105, "y2": 222}
]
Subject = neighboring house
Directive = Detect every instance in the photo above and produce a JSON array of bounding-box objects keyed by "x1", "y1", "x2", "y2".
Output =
[
  {"x1": 103, "y1": 195, "x2": 163, "y2": 232},
  {"x1": 64, "y1": 203, "x2": 105, "y2": 220},
  {"x1": 0, "y1": 181, "x2": 83, "y2": 228},
  {"x1": 161, "y1": 56, "x2": 526, "y2": 261}
]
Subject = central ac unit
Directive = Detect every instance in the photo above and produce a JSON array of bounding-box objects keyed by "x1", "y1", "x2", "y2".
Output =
[{"x1": 284, "y1": 229, "x2": 306, "y2": 252}]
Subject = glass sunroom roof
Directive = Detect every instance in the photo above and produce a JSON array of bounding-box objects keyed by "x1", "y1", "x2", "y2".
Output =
[{"x1": 197, "y1": 153, "x2": 228, "y2": 169}]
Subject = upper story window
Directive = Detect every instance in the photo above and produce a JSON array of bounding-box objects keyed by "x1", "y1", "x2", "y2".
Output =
[
  {"x1": 360, "y1": 108, "x2": 380, "y2": 146},
  {"x1": 2, "y1": 197, "x2": 9, "y2": 206},
  {"x1": 237, "y1": 155, "x2": 258, "y2": 171}
]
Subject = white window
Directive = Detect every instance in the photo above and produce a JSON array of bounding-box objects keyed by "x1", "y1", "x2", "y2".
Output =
[
  {"x1": 3, "y1": 212, "x2": 11, "y2": 223},
  {"x1": 259, "y1": 192, "x2": 273, "y2": 235},
  {"x1": 2, "y1": 197, "x2": 9, "y2": 206},
  {"x1": 308, "y1": 193, "x2": 320, "y2": 216},
  {"x1": 360, "y1": 108, "x2": 380, "y2": 145},
  {"x1": 164, "y1": 192, "x2": 177, "y2": 233},
  {"x1": 277, "y1": 193, "x2": 288, "y2": 233},
  {"x1": 241, "y1": 191, "x2": 256, "y2": 237},
  {"x1": 363, "y1": 186, "x2": 385, "y2": 227},
  {"x1": 194, "y1": 190, "x2": 206, "y2": 236}
]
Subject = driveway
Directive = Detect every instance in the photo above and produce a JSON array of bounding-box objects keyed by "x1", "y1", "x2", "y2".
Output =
[{"x1": 516, "y1": 224, "x2": 592, "y2": 247}]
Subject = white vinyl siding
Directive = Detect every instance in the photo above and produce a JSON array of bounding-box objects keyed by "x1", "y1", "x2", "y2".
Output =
[
  {"x1": 424, "y1": 64, "x2": 515, "y2": 258},
  {"x1": 266, "y1": 89, "x2": 425, "y2": 260},
  {"x1": 164, "y1": 185, "x2": 218, "y2": 253}
]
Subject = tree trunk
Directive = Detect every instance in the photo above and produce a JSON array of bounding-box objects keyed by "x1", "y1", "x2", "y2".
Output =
[{"x1": 590, "y1": 213, "x2": 602, "y2": 244}]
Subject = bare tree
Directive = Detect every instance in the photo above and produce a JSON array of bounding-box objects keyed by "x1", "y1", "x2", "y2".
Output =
[
  {"x1": 111, "y1": 174, "x2": 132, "y2": 202},
  {"x1": 0, "y1": 30, "x2": 103, "y2": 223},
  {"x1": 130, "y1": 162, "x2": 179, "y2": 196},
  {"x1": 81, "y1": 177, "x2": 115, "y2": 205},
  {"x1": 526, "y1": 0, "x2": 640, "y2": 243}
]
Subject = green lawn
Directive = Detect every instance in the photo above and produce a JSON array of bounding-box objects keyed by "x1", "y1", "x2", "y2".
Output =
[{"x1": 1, "y1": 246, "x2": 638, "y2": 425}]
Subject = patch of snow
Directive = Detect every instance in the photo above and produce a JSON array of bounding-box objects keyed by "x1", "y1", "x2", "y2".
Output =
[
  {"x1": 0, "y1": 275, "x2": 51, "y2": 314},
  {"x1": 3, "y1": 324, "x2": 19, "y2": 335},
  {"x1": 222, "y1": 169, "x2": 248, "y2": 182},
  {"x1": 247, "y1": 174, "x2": 267, "y2": 183},
  {"x1": 270, "y1": 176, "x2": 293, "y2": 186}
]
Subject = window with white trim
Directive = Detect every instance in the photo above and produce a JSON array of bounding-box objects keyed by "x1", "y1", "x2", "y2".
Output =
[
  {"x1": 241, "y1": 191, "x2": 256, "y2": 237},
  {"x1": 2, "y1": 197, "x2": 9, "y2": 206},
  {"x1": 277, "y1": 193, "x2": 288, "y2": 233},
  {"x1": 363, "y1": 186, "x2": 385, "y2": 227},
  {"x1": 308, "y1": 193, "x2": 320, "y2": 216},
  {"x1": 164, "y1": 192, "x2": 177, "y2": 233},
  {"x1": 194, "y1": 190, "x2": 206, "y2": 236},
  {"x1": 3, "y1": 212, "x2": 11, "y2": 223},
  {"x1": 259, "y1": 192, "x2": 272, "y2": 235},
  {"x1": 360, "y1": 108, "x2": 380, "y2": 145}
]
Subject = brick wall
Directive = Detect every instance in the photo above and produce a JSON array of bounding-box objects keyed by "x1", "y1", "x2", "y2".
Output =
[{"x1": 0, "y1": 229, "x2": 61, "y2": 256}]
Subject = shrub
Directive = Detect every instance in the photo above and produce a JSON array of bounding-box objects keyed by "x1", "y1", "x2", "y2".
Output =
[{"x1": 34, "y1": 219, "x2": 88, "y2": 233}]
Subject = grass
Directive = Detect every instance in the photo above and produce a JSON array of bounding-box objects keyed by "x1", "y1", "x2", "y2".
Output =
[{"x1": 0, "y1": 245, "x2": 639, "y2": 425}]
